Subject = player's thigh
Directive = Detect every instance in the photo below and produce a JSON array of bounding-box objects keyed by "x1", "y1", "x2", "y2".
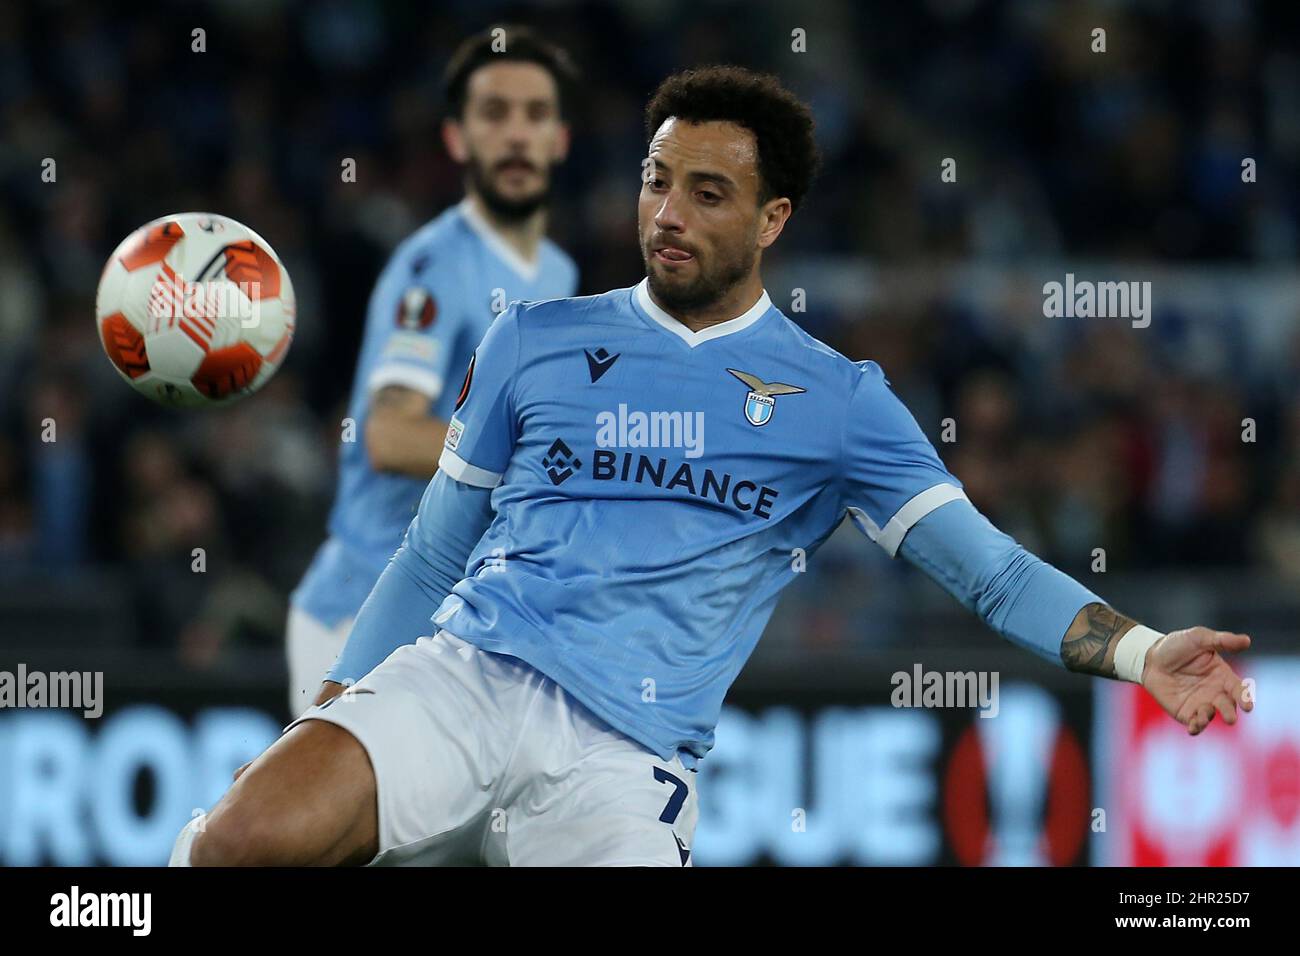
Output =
[
  {"x1": 285, "y1": 607, "x2": 352, "y2": 716},
  {"x1": 196, "y1": 716, "x2": 377, "y2": 866},
  {"x1": 296, "y1": 637, "x2": 508, "y2": 865},
  {"x1": 507, "y1": 746, "x2": 700, "y2": 867}
]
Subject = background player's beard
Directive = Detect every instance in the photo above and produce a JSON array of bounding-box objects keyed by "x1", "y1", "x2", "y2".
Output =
[
  {"x1": 643, "y1": 234, "x2": 757, "y2": 314},
  {"x1": 467, "y1": 155, "x2": 552, "y2": 223}
]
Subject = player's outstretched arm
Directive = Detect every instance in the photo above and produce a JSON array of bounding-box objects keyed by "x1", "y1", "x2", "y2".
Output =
[
  {"x1": 326, "y1": 469, "x2": 495, "y2": 687},
  {"x1": 895, "y1": 498, "x2": 1252, "y2": 735}
]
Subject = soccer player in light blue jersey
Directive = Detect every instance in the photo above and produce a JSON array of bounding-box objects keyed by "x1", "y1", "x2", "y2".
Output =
[
  {"x1": 286, "y1": 28, "x2": 579, "y2": 714},
  {"x1": 179, "y1": 67, "x2": 1252, "y2": 867}
]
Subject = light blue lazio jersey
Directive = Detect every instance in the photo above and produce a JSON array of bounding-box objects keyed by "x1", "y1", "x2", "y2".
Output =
[
  {"x1": 292, "y1": 199, "x2": 578, "y2": 626},
  {"x1": 429, "y1": 279, "x2": 964, "y2": 768}
]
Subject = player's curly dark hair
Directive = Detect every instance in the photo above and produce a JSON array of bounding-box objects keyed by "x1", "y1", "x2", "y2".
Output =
[
  {"x1": 443, "y1": 26, "x2": 579, "y2": 119},
  {"x1": 645, "y1": 66, "x2": 820, "y2": 214}
]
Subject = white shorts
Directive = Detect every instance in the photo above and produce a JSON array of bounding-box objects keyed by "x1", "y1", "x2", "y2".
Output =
[
  {"x1": 285, "y1": 607, "x2": 353, "y2": 717},
  {"x1": 286, "y1": 630, "x2": 699, "y2": 867}
]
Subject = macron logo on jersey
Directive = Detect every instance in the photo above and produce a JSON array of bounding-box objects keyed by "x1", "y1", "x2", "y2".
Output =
[{"x1": 584, "y1": 347, "x2": 620, "y2": 383}]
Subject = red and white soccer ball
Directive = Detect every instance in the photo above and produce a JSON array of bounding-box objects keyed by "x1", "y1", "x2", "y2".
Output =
[{"x1": 95, "y1": 212, "x2": 296, "y2": 407}]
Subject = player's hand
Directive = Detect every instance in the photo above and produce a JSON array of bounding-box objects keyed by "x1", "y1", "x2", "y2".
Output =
[{"x1": 1141, "y1": 627, "x2": 1252, "y2": 735}]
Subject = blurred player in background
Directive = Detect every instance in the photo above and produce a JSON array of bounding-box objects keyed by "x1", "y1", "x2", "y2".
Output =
[
  {"x1": 177, "y1": 66, "x2": 1251, "y2": 868},
  {"x1": 286, "y1": 27, "x2": 579, "y2": 714}
]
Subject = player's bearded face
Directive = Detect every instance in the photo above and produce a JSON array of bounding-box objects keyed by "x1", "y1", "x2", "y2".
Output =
[
  {"x1": 454, "y1": 62, "x2": 568, "y2": 223},
  {"x1": 638, "y1": 119, "x2": 765, "y2": 311}
]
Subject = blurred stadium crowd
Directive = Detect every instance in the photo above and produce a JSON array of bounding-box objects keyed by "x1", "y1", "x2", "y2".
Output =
[{"x1": 2, "y1": 0, "x2": 1300, "y2": 668}]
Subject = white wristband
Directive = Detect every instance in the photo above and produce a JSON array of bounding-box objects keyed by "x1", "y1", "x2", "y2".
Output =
[{"x1": 1114, "y1": 624, "x2": 1165, "y2": 684}]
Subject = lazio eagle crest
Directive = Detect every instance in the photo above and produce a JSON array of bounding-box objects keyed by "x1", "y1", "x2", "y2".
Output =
[{"x1": 726, "y1": 368, "x2": 806, "y2": 426}]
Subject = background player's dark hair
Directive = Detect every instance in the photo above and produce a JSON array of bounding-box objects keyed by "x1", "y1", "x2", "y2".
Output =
[
  {"x1": 442, "y1": 26, "x2": 579, "y2": 120},
  {"x1": 645, "y1": 65, "x2": 821, "y2": 214}
]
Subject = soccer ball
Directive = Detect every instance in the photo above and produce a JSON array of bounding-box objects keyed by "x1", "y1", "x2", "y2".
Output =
[{"x1": 95, "y1": 212, "x2": 296, "y2": 407}]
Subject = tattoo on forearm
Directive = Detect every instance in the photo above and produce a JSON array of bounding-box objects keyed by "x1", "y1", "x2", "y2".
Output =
[{"x1": 1060, "y1": 603, "x2": 1137, "y2": 677}]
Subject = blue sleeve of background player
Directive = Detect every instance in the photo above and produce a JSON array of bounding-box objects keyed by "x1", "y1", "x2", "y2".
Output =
[
  {"x1": 897, "y1": 496, "x2": 1102, "y2": 665},
  {"x1": 365, "y1": 249, "x2": 467, "y2": 404},
  {"x1": 326, "y1": 471, "x2": 495, "y2": 686}
]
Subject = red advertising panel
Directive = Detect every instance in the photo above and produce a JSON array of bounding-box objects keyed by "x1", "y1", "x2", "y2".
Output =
[{"x1": 1096, "y1": 658, "x2": 1300, "y2": 865}]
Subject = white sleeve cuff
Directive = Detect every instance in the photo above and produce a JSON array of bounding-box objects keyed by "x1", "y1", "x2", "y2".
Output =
[
  {"x1": 367, "y1": 363, "x2": 443, "y2": 401},
  {"x1": 848, "y1": 483, "x2": 968, "y2": 557},
  {"x1": 438, "y1": 448, "x2": 503, "y2": 489}
]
